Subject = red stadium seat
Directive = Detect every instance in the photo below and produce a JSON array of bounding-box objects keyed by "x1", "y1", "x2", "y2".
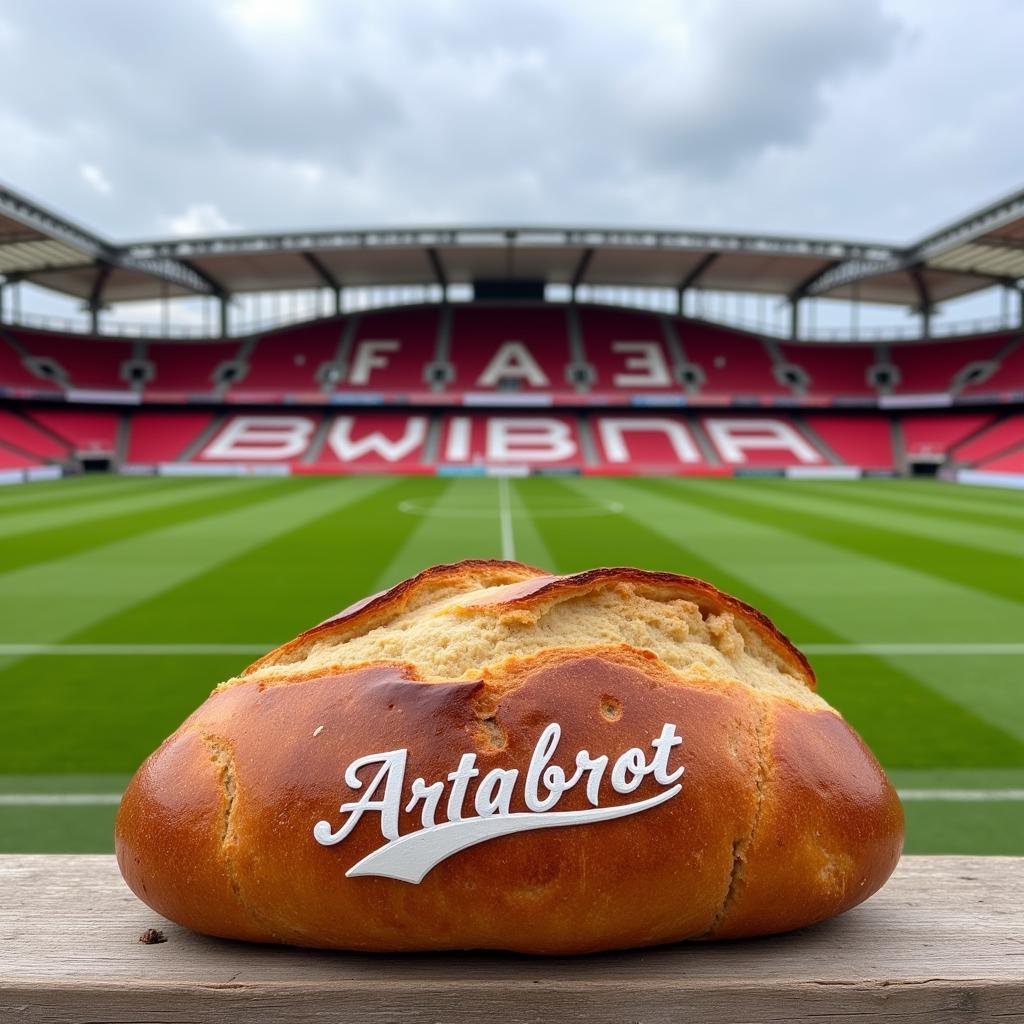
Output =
[
  {"x1": 198, "y1": 413, "x2": 324, "y2": 463},
  {"x1": 679, "y1": 322, "x2": 789, "y2": 396},
  {"x1": 802, "y1": 415, "x2": 894, "y2": 469},
  {"x1": 578, "y1": 307, "x2": 678, "y2": 392},
  {"x1": 0, "y1": 409, "x2": 71, "y2": 461},
  {"x1": 13, "y1": 329, "x2": 133, "y2": 390},
  {"x1": 436, "y1": 413, "x2": 582, "y2": 466},
  {"x1": 25, "y1": 409, "x2": 120, "y2": 453},
  {"x1": 778, "y1": 343, "x2": 877, "y2": 397},
  {"x1": 448, "y1": 306, "x2": 572, "y2": 393},
  {"x1": 0, "y1": 447, "x2": 40, "y2": 469},
  {"x1": 960, "y1": 338, "x2": 1024, "y2": 396},
  {"x1": 146, "y1": 340, "x2": 243, "y2": 394},
  {"x1": 309, "y1": 413, "x2": 430, "y2": 471},
  {"x1": 125, "y1": 411, "x2": 215, "y2": 464},
  {"x1": 338, "y1": 308, "x2": 439, "y2": 392},
  {"x1": 976, "y1": 448, "x2": 1024, "y2": 473},
  {"x1": 901, "y1": 414, "x2": 993, "y2": 458},
  {"x1": 590, "y1": 415, "x2": 709, "y2": 470},
  {"x1": 951, "y1": 414, "x2": 1024, "y2": 466},
  {"x1": 890, "y1": 335, "x2": 1009, "y2": 394},
  {"x1": 0, "y1": 333, "x2": 62, "y2": 392},
  {"x1": 700, "y1": 415, "x2": 825, "y2": 466},
  {"x1": 232, "y1": 320, "x2": 343, "y2": 397}
]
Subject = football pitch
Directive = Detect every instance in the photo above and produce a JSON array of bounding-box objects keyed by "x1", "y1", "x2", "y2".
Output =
[{"x1": 0, "y1": 473, "x2": 1021, "y2": 855}]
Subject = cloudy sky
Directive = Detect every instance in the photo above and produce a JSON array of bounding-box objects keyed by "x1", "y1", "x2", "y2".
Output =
[{"x1": 0, "y1": 0, "x2": 1021, "y2": 246}]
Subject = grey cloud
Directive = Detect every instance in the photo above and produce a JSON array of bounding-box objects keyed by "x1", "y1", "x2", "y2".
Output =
[{"x1": 0, "y1": 0, "x2": 1020, "y2": 243}]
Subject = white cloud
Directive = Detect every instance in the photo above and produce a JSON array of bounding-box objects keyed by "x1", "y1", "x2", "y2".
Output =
[
  {"x1": 79, "y1": 162, "x2": 111, "y2": 195},
  {"x1": 161, "y1": 203, "x2": 237, "y2": 236}
]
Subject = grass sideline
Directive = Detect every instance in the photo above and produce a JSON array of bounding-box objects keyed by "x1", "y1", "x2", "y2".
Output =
[{"x1": 0, "y1": 473, "x2": 1021, "y2": 854}]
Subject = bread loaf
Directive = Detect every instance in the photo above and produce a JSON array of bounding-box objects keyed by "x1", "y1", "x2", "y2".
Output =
[{"x1": 115, "y1": 560, "x2": 903, "y2": 954}]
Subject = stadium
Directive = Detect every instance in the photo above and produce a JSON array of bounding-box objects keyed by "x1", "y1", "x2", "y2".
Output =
[{"x1": 0, "y1": 178, "x2": 1022, "y2": 859}]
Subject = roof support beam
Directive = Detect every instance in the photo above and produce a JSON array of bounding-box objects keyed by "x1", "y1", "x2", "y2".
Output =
[
  {"x1": 178, "y1": 259, "x2": 227, "y2": 299},
  {"x1": 909, "y1": 268, "x2": 934, "y2": 338},
  {"x1": 570, "y1": 247, "x2": 594, "y2": 300},
  {"x1": 676, "y1": 253, "x2": 718, "y2": 314},
  {"x1": 425, "y1": 247, "x2": 448, "y2": 293},
  {"x1": 303, "y1": 252, "x2": 340, "y2": 290},
  {"x1": 788, "y1": 260, "x2": 841, "y2": 303},
  {"x1": 87, "y1": 263, "x2": 112, "y2": 333},
  {"x1": 304, "y1": 252, "x2": 342, "y2": 315}
]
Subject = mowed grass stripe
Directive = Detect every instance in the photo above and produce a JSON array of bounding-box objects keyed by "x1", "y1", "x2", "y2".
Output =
[
  {"x1": 525, "y1": 477, "x2": 1024, "y2": 767},
  {"x1": 0, "y1": 478, "x2": 304, "y2": 577},
  {"x1": 64, "y1": 476, "x2": 419, "y2": 649},
  {"x1": 748, "y1": 479, "x2": 1024, "y2": 553},
  {"x1": 621, "y1": 476, "x2": 1024, "y2": 745},
  {"x1": 0, "y1": 476, "x2": 271, "y2": 540},
  {"x1": 0, "y1": 477, "x2": 391, "y2": 651},
  {"x1": 892, "y1": 475, "x2": 1024, "y2": 512},
  {"x1": 506, "y1": 478, "x2": 557, "y2": 570},
  {"x1": 370, "y1": 479, "x2": 507, "y2": 590},
  {"x1": 667, "y1": 477, "x2": 1024, "y2": 605},
  {"x1": 808, "y1": 479, "x2": 1024, "y2": 529},
  {"x1": 0, "y1": 479, "x2": 414, "y2": 773},
  {"x1": 0, "y1": 476, "x2": 169, "y2": 514}
]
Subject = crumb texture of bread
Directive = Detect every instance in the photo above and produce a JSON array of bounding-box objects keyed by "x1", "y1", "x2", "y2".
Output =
[{"x1": 234, "y1": 562, "x2": 823, "y2": 709}]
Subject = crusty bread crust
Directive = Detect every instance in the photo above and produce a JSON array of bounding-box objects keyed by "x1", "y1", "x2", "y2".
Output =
[{"x1": 115, "y1": 561, "x2": 902, "y2": 954}]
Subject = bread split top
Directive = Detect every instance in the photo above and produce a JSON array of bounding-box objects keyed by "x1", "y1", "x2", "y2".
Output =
[{"x1": 227, "y1": 560, "x2": 823, "y2": 710}]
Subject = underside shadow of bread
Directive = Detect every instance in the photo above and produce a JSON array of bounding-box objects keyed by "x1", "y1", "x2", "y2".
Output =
[{"x1": 115, "y1": 560, "x2": 904, "y2": 954}]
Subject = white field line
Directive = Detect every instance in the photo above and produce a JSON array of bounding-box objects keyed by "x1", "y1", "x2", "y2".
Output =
[
  {"x1": 3, "y1": 790, "x2": 1024, "y2": 807},
  {"x1": 801, "y1": 643, "x2": 1024, "y2": 655},
  {"x1": 1, "y1": 642, "x2": 1023, "y2": 657},
  {"x1": 0, "y1": 643, "x2": 271, "y2": 655},
  {"x1": 497, "y1": 477, "x2": 516, "y2": 561}
]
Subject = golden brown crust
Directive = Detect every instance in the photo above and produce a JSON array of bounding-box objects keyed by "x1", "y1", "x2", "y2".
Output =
[{"x1": 115, "y1": 561, "x2": 901, "y2": 954}]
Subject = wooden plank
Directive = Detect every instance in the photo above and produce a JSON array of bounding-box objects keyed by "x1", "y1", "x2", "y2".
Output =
[{"x1": 0, "y1": 854, "x2": 1021, "y2": 1023}]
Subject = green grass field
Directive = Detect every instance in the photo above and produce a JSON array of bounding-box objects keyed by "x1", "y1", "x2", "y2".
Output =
[{"x1": 0, "y1": 473, "x2": 1021, "y2": 854}]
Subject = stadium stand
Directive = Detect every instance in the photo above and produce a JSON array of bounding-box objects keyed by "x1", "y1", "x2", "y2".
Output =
[
  {"x1": 889, "y1": 335, "x2": 1010, "y2": 394},
  {"x1": 307, "y1": 413, "x2": 431, "y2": 472},
  {"x1": 338, "y1": 307, "x2": 440, "y2": 393},
  {"x1": 0, "y1": 306, "x2": 1022, "y2": 479},
  {"x1": 229, "y1": 321, "x2": 342, "y2": 398},
  {"x1": 11, "y1": 329, "x2": 133, "y2": 391},
  {"x1": 0, "y1": 409, "x2": 70, "y2": 462},
  {"x1": 901, "y1": 413, "x2": 994, "y2": 459},
  {"x1": 146, "y1": 340, "x2": 243, "y2": 396},
  {"x1": 577, "y1": 307, "x2": 678, "y2": 393},
  {"x1": 960, "y1": 337, "x2": 1024, "y2": 397},
  {"x1": 678, "y1": 322, "x2": 789, "y2": 396},
  {"x1": 125, "y1": 411, "x2": 215, "y2": 464},
  {"x1": 0, "y1": 405, "x2": 1016, "y2": 474},
  {"x1": 802, "y1": 414, "x2": 894, "y2": 470},
  {"x1": 777, "y1": 342, "x2": 877, "y2": 397},
  {"x1": 950, "y1": 413, "x2": 1024, "y2": 466},
  {"x1": 447, "y1": 306, "x2": 572, "y2": 394},
  {"x1": 0, "y1": 332, "x2": 62, "y2": 393},
  {"x1": 4, "y1": 311, "x2": 1024, "y2": 404},
  {"x1": 25, "y1": 409, "x2": 120, "y2": 454},
  {"x1": 0, "y1": 446, "x2": 40, "y2": 469},
  {"x1": 977, "y1": 447, "x2": 1024, "y2": 473},
  {"x1": 589, "y1": 415, "x2": 710, "y2": 471}
]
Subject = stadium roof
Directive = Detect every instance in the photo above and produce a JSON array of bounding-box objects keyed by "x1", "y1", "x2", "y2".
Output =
[{"x1": 2, "y1": 181, "x2": 1024, "y2": 310}]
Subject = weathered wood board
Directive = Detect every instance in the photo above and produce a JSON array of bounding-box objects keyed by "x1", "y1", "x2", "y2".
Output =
[{"x1": 0, "y1": 855, "x2": 1021, "y2": 1022}]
